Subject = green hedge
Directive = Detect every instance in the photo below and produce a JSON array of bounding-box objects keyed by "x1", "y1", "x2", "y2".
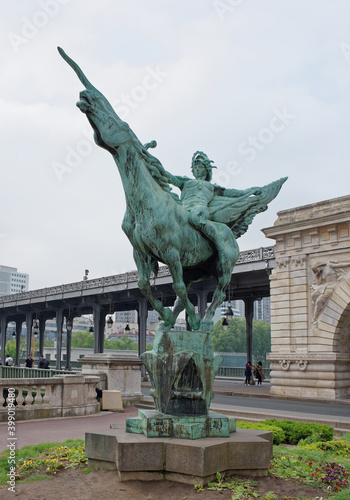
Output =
[
  {"x1": 262, "y1": 419, "x2": 334, "y2": 445},
  {"x1": 236, "y1": 421, "x2": 285, "y2": 445}
]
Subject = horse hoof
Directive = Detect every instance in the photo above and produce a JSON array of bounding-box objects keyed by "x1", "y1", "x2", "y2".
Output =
[
  {"x1": 156, "y1": 321, "x2": 171, "y2": 333},
  {"x1": 188, "y1": 314, "x2": 201, "y2": 331},
  {"x1": 199, "y1": 319, "x2": 214, "y2": 332}
]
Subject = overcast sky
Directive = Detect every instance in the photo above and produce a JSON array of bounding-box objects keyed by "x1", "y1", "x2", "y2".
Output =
[{"x1": 1, "y1": 1, "x2": 350, "y2": 291}]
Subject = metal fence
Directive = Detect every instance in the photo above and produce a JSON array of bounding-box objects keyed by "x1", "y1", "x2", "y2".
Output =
[
  {"x1": 1, "y1": 364, "x2": 270, "y2": 380},
  {"x1": 217, "y1": 366, "x2": 271, "y2": 379},
  {"x1": 0, "y1": 366, "x2": 75, "y2": 379}
]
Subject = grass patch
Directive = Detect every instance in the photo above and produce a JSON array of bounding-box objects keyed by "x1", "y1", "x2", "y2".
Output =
[
  {"x1": 0, "y1": 439, "x2": 87, "y2": 486},
  {"x1": 341, "y1": 432, "x2": 350, "y2": 442},
  {"x1": 81, "y1": 466, "x2": 94, "y2": 474},
  {"x1": 19, "y1": 475, "x2": 53, "y2": 483}
]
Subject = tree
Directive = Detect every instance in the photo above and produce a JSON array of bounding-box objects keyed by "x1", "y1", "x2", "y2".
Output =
[
  {"x1": 71, "y1": 330, "x2": 94, "y2": 348},
  {"x1": 211, "y1": 317, "x2": 271, "y2": 364},
  {"x1": 5, "y1": 339, "x2": 18, "y2": 359},
  {"x1": 104, "y1": 335, "x2": 138, "y2": 350},
  {"x1": 211, "y1": 318, "x2": 246, "y2": 352},
  {"x1": 252, "y1": 320, "x2": 271, "y2": 364}
]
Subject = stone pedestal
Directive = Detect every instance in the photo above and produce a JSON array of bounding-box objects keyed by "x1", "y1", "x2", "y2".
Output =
[
  {"x1": 126, "y1": 409, "x2": 235, "y2": 439},
  {"x1": 80, "y1": 353, "x2": 143, "y2": 407},
  {"x1": 141, "y1": 329, "x2": 222, "y2": 415},
  {"x1": 85, "y1": 426, "x2": 273, "y2": 485}
]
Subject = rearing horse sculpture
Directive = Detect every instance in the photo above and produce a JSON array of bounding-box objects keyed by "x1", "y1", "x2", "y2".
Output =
[{"x1": 58, "y1": 47, "x2": 287, "y2": 332}]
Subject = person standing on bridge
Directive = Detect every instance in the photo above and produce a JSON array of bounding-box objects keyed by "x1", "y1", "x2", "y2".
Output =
[
  {"x1": 25, "y1": 354, "x2": 34, "y2": 368},
  {"x1": 254, "y1": 361, "x2": 265, "y2": 385},
  {"x1": 245, "y1": 361, "x2": 252, "y2": 385}
]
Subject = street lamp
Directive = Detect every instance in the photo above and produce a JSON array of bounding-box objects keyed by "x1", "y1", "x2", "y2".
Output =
[
  {"x1": 125, "y1": 323, "x2": 130, "y2": 332},
  {"x1": 106, "y1": 316, "x2": 113, "y2": 329},
  {"x1": 224, "y1": 304, "x2": 234, "y2": 321},
  {"x1": 66, "y1": 319, "x2": 73, "y2": 333},
  {"x1": 222, "y1": 317, "x2": 228, "y2": 330}
]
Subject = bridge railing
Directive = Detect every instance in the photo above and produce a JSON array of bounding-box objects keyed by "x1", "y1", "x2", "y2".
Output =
[
  {"x1": 0, "y1": 246, "x2": 275, "y2": 304},
  {"x1": 0, "y1": 374, "x2": 100, "y2": 422},
  {"x1": 0, "y1": 366, "x2": 75, "y2": 379},
  {"x1": 217, "y1": 366, "x2": 271, "y2": 379}
]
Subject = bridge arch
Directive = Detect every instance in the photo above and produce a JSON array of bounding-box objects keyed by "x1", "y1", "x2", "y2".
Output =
[{"x1": 321, "y1": 279, "x2": 350, "y2": 355}]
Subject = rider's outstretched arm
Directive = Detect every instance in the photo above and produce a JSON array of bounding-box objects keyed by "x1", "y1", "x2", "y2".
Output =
[{"x1": 215, "y1": 185, "x2": 262, "y2": 197}]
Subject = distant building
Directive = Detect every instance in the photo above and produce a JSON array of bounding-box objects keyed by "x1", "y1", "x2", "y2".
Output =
[
  {"x1": 215, "y1": 297, "x2": 271, "y2": 324},
  {"x1": 114, "y1": 309, "x2": 159, "y2": 326},
  {"x1": 253, "y1": 297, "x2": 271, "y2": 323},
  {"x1": 0, "y1": 265, "x2": 29, "y2": 296},
  {"x1": 220, "y1": 301, "x2": 244, "y2": 319}
]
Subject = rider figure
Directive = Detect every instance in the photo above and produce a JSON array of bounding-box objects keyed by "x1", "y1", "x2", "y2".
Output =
[{"x1": 164, "y1": 151, "x2": 261, "y2": 261}]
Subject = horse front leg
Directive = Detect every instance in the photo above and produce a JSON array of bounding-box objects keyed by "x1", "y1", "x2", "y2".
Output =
[
  {"x1": 202, "y1": 233, "x2": 240, "y2": 331},
  {"x1": 166, "y1": 253, "x2": 201, "y2": 331},
  {"x1": 133, "y1": 249, "x2": 174, "y2": 330}
]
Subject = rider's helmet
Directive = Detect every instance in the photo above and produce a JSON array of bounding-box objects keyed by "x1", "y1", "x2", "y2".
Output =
[{"x1": 191, "y1": 151, "x2": 217, "y2": 181}]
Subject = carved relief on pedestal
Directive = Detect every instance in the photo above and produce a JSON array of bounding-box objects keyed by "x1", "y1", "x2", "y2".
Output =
[{"x1": 310, "y1": 260, "x2": 350, "y2": 323}]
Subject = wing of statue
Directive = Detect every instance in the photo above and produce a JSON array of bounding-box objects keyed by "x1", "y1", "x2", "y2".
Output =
[{"x1": 208, "y1": 177, "x2": 287, "y2": 238}]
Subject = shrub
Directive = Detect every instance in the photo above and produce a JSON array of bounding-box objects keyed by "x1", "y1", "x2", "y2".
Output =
[
  {"x1": 302, "y1": 440, "x2": 350, "y2": 457},
  {"x1": 262, "y1": 419, "x2": 333, "y2": 445},
  {"x1": 236, "y1": 421, "x2": 285, "y2": 445}
]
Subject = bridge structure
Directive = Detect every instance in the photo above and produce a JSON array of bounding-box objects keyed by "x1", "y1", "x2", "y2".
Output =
[
  {"x1": 0, "y1": 246, "x2": 275, "y2": 369},
  {"x1": 263, "y1": 195, "x2": 350, "y2": 399}
]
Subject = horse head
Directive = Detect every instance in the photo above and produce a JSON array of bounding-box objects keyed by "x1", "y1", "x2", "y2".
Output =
[{"x1": 58, "y1": 47, "x2": 137, "y2": 154}]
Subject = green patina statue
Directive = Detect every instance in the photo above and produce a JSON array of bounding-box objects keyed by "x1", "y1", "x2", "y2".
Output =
[{"x1": 59, "y1": 47, "x2": 286, "y2": 436}]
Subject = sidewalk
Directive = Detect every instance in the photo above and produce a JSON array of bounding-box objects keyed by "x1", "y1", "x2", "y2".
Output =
[
  {"x1": 211, "y1": 378, "x2": 350, "y2": 405},
  {"x1": 0, "y1": 407, "x2": 139, "y2": 451},
  {"x1": 143, "y1": 377, "x2": 350, "y2": 405}
]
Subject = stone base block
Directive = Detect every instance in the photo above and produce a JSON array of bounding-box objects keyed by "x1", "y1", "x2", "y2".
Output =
[
  {"x1": 85, "y1": 427, "x2": 273, "y2": 485},
  {"x1": 102, "y1": 390, "x2": 123, "y2": 411},
  {"x1": 125, "y1": 409, "x2": 235, "y2": 439}
]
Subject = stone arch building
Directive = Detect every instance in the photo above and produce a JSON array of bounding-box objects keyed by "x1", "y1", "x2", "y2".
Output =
[{"x1": 263, "y1": 195, "x2": 350, "y2": 399}]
